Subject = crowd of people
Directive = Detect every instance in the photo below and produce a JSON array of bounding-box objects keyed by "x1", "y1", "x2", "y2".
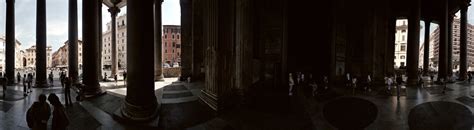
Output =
[{"x1": 27, "y1": 94, "x2": 69, "y2": 130}]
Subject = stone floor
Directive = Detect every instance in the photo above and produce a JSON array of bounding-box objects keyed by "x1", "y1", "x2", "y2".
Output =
[{"x1": 2, "y1": 76, "x2": 474, "y2": 129}]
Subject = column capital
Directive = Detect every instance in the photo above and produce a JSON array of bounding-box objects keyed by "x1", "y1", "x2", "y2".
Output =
[{"x1": 108, "y1": 6, "x2": 121, "y2": 16}]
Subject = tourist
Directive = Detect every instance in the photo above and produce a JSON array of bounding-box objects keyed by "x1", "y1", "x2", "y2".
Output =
[
  {"x1": 104, "y1": 72, "x2": 107, "y2": 81},
  {"x1": 366, "y1": 75, "x2": 371, "y2": 92},
  {"x1": 123, "y1": 71, "x2": 127, "y2": 85},
  {"x1": 288, "y1": 73, "x2": 294, "y2": 96},
  {"x1": 323, "y1": 76, "x2": 329, "y2": 90},
  {"x1": 64, "y1": 77, "x2": 73, "y2": 106},
  {"x1": 49, "y1": 72, "x2": 54, "y2": 86},
  {"x1": 468, "y1": 72, "x2": 472, "y2": 83},
  {"x1": 17, "y1": 72, "x2": 21, "y2": 83},
  {"x1": 309, "y1": 75, "x2": 318, "y2": 97},
  {"x1": 48, "y1": 93, "x2": 69, "y2": 130},
  {"x1": 26, "y1": 94, "x2": 51, "y2": 130},
  {"x1": 442, "y1": 78, "x2": 447, "y2": 94},
  {"x1": 345, "y1": 73, "x2": 351, "y2": 88},
  {"x1": 396, "y1": 74, "x2": 403, "y2": 100},
  {"x1": 1, "y1": 74, "x2": 6, "y2": 97},
  {"x1": 23, "y1": 74, "x2": 27, "y2": 96},
  {"x1": 28, "y1": 73, "x2": 33, "y2": 92},
  {"x1": 352, "y1": 76, "x2": 357, "y2": 94}
]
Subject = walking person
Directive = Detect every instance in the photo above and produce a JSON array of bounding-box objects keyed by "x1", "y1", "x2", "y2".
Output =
[
  {"x1": 48, "y1": 93, "x2": 69, "y2": 130},
  {"x1": 28, "y1": 73, "x2": 33, "y2": 92},
  {"x1": 352, "y1": 76, "x2": 358, "y2": 95},
  {"x1": 26, "y1": 94, "x2": 51, "y2": 130},
  {"x1": 288, "y1": 73, "x2": 295, "y2": 96},
  {"x1": 17, "y1": 72, "x2": 21, "y2": 84},
  {"x1": 366, "y1": 75, "x2": 372, "y2": 92},
  {"x1": 23, "y1": 74, "x2": 27, "y2": 96},
  {"x1": 64, "y1": 77, "x2": 73, "y2": 106},
  {"x1": 123, "y1": 71, "x2": 127, "y2": 85},
  {"x1": 468, "y1": 72, "x2": 472, "y2": 83},
  {"x1": 48, "y1": 72, "x2": 54, "y2": 87},
  {"x1": 442, "y1": 78, "x2": 447, "y2": 94},
  {"x1": 396, "y1": 74, "x2": 403, "y2": 100}
]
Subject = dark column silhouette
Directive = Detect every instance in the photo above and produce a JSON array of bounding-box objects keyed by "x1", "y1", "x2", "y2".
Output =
[
  {"x1": 69, "y1": 0, "x2": 79, "y2": 84},
  {"x1": 36, "y1": 0, "x2": 48, "y2": 87},
  {"x1": 460, "y1": 5, "x2": 468, "y2": 80},
  {"x1": 82, "y1": 0, "x2": 104, "y2": 97},
  {"x1": 180, "y1": 0, "x2": 193, "y2": 79},
  {"x1": 119, "y1": 0, "x2": 159, "y2": 121},
  {"x1": 406, "y1": 0, "x2": 421, "y2": 86},
  {"x1": 423, "y1": 20, "x2": 431, "y2": 76},
  {"x1": 5, "y1": 0, "x2": 15, "y2": 85},
  {"x1": 438, "y1": 0, "x2": 449, "y2": 81},
  {"x1": 447, "y1": 16, "x2": 453, "y2": 79},
  {"x1": 155, "y1": 0, "x2": 164, "y2": 81}
]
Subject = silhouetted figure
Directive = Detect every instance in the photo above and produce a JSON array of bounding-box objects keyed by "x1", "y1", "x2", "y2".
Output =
[
  {"x1": 123, "y1": 71, "x2": 127, "y2": 85},
  {"x1": 23, "y1": 74, "x2": 27, "y2": 96},
  {"x1": 26, "y1": 94, "x2": 51, "y2": 130},
  {"x1": 396, "y1": 74, "x2": 403, "y2": 100},
  {"x1": 48, "y1": 72, "x2": 53, "y2": 86},
  {"x1": 114, "y1": 74, "x2": 118, "y2": 83},
  {"x1": 442, "y1": 78, "x2": 447, "y2": 94},
  {"x1": 48, "y1": 93, "x2": 69, "y2": 130},
  {"x1": 104, "y1": 72, "x2": 107, "y2": 81},
  {"x1": 468, "y1": 72, "x2": 472, "y2": 83},
  {"x1": 288, "y1": 73, "x2": 294, "y2": 96},
  {"x1": 28, "y1": 73, "x2": 33, "y2": 92},
  {"x1": 2, "y1": 75, "x2": 8, "y2": 97},
  {"x1": 64, "y1": 77, "x2": 73, "y2": 106},
  {"x1": 17, "y1": 72, "x2": 21, "y2": 83}
]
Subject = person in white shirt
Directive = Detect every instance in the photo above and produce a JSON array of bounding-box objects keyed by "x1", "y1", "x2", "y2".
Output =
[{"x1": 289, "y1": 73, "x2": 294, "y2": 96}]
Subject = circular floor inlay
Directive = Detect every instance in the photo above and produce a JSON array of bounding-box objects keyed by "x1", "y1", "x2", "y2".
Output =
[
  {"x1": 408, "y1": 101, "x2": 473, "y2": 130},
  {"x1": 323, "y1": 97, "x2": 377, "y2": 130}
]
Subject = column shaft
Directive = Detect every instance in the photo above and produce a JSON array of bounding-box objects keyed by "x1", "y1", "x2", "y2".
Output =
[
  {"x1": 36, "y1": 0, "x2": 47, "y2": 87},
  {"x1": 438, "y1": 0, "x2": 449, "y2": 81},
  {"x1": 192, "y1": 0, "x2": 204, "y2": 81},
  {"x1": 69, "y1": 0, "x2": 79, "y2": 84},
  {"x1": 406, "y1": 0, "x2": 421, "y2": 86},
  {"x1": 460, "y1": 6, "x2": 468, "y2": 80},
  {"x1": 5, "y1": 0, "x2": 15, "y2": 84},
  {"x1": 82, "y1": 0, "x2": 103, "y2": 96},
  {"x1": 447, "y1": 17, "x2": 453, "y2": 79},
  {"x1": 423, "y1": 20, "x2": 430, "y2": 76},
  {"x1": 180, "y1": 0, "x2": 193, "y2": 79},
  {"x1": 119, "y1": 0, "x2": 158, "y2": 121},
  {"x1": 109, "y1": 7, "x2": 120, "y2": 78},
  {"x1": 98, "y1": 0, "x2": 103, "y2": 81},
  {"x1": 155, "y1": 0, "x2": 164, "y2": 81}
]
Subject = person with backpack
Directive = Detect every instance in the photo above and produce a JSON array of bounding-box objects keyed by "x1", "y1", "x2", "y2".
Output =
[
  {"x1": 48, "y1": 93, "x2": 69, "y2": 130},
  {"x1": 26, "y1": 94, "x2": 51, "y2": 130}
]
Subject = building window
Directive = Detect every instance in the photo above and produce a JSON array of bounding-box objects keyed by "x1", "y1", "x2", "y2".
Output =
[
  {"x1": 172, "y1": 35, "x2": 174, "y2": 39},
  {"x1": 173, "y1": 42, "x2": 175, "y2": 47},
  {"x1": 165, "y1": 50, "x2": 167, "y2": 53},
  {"x1": 402, "y1": 30, "x2": 406, "y2": 33},
  {"x1": 177, "y1": 35, "x2": 180, "y2": 39},
  {"x1": 165, "y1": 42, "x2": 167, "y2": 47},
  {"x1": 401, "y1": 56, "x2": 405, "y2": 59},
  {"x1": 401, "y1": 45, "x2": 406, "y2": 51},
  {"x1": 402, "y1": 35, "x2": 405, "y2": 41},
  {"x1": 401, "y1": 62, "x2": 405, "y2": 67}
]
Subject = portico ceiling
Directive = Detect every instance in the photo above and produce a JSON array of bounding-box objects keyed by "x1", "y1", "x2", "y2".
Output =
[
  {"x1": 392, "y1": 0, "x2": 471, "y2": 23},
  {"x1": 102, "y1": 0, "x2": 127, "y2": 8}
]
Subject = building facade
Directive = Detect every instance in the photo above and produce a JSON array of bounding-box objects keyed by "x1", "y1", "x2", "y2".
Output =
[
  {"x1": 24, "y1": 45, "x2": 52, "y2": 69},
  {"x1": 162, "y1": 25, "x2": 181, "y2": 67},
  {"x1": 394, "y1": 20, "x2": 408, "y2": 68},
  {"x1": 0, "y1": 36, "x2": 23, "y2": 71},
  {"x1": 430, "y1": 18, "x2": 474, "y2": 71},
  {"x1": 51, "y1": 40, "x2": 83, "y2": 69},
  {"x1": 103, "y1": 14, "x2": 127, "y2": 70}
]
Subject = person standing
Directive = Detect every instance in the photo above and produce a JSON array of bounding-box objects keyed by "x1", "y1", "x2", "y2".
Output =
[
  {"x1": 26, "y1": 94, "x2": 51, "y2": 130},
  {"x1": 123, "y1": 71, "x2": 127, "y2": 85},
  {"x1": 396, "y1": 74, "x2": 403, "y2": 100},
  {"x1": 17, "y1": 72, "x2": 21, "y2": 84},
  {"x1": 48, "y1": 93, "x2": 69, "y2": 130},
  {"x1": 468, "y1": 72, "x2": 472, "y2": 83},
  {"x1": 23, "y1": 74, "x2": 27, "y2": 96},
  {"x1": 289, "y1": 73, "x2": 295, "y2": 96},
  {"x1": 48, "y1": 72, "x2": 54, "y2": 86},
  {"x1": 27, "y1": 73, "x2": 33, "y2": 92},
  {"x1": 64, "y1": 77, "x2": 73, "y2": 106}
]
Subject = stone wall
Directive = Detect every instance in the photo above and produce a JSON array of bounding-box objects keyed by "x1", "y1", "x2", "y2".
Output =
[{"x1": 163, "y1": 67, "x2": 181, "y2": 77}]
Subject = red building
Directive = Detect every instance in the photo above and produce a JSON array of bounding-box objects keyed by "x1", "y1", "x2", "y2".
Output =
[{"x1": 162, "y1": 25, "x2": 181, "y2": 67}]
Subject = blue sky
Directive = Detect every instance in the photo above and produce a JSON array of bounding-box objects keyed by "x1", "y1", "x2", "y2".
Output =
[{"x1": 0, "y1": 0, "x2": 180, "y2": 52}]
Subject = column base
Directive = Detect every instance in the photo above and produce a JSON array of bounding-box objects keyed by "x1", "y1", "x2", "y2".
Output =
[
  {"x1": 199, "y1": 90, "x2": 219, "y2": 111},
  {"x1": 116, "y1": 98, "x2": 159, "y2": 122},
  {"x1": 155, "y1": 74, "x2": 164, "y2": 81},
  {"x1": 35, "y1": 80, "x2": 48, "y2": 88},
  {"x1": 83, "y1": 85, "x2": 107, "y2": 98}
]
